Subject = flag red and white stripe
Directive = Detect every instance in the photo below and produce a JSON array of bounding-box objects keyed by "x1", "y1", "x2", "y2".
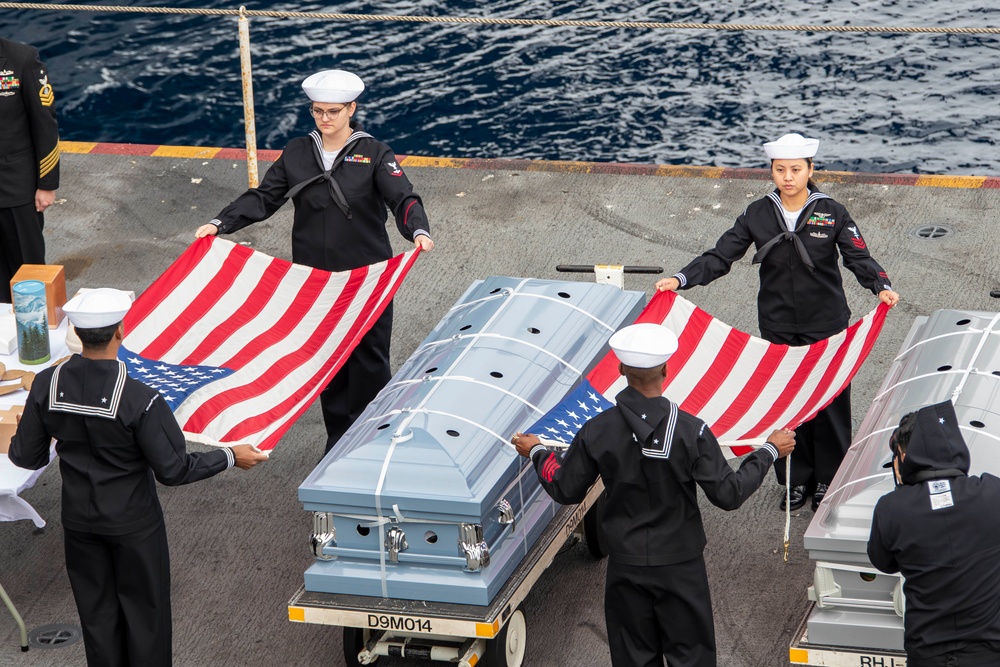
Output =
[
  {"x1": 123, "y1": 237, "x2": 419, "y2": 451},
  {"x1": 588, "y1": 291, "x2": 888, "y2": 454}
]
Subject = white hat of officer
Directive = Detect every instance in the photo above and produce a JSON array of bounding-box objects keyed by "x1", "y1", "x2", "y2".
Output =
[
  {"x1": 609, "y1": 323, "x2": 679, "y2": 368},
  {"x1": 763, "y1": 133, "x2": 820, "y2": 160},
  {"x1": 62, "y1": 288, "x2": 132, "y2": 329},
  {"x1": 301, "y1": 70, "x2": 365, "y2": 104}
]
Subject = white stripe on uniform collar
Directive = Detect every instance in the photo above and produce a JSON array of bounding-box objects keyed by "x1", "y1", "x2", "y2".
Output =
[
  {"x1": 641, "y1": 400, "x2": 678, "y2": 460},
  {"x1": 308, "y1": 129, "x2": 374, "y2": 152},
  {"x1": 48, "y1": 359, "x2": 128, "y2": 420},
  {"x1": 766, "y1": 190, "x2": 831, "y2": 212}
]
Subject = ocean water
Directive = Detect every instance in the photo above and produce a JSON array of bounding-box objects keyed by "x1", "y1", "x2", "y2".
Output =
[{"x1": 5, "y1": 0, "x2": 1000, "y2": 174}]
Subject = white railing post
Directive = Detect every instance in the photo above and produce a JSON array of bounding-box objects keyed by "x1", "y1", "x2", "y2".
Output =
[{"x1": 238, "y1": 6, "x2": 259, "y2": 188}]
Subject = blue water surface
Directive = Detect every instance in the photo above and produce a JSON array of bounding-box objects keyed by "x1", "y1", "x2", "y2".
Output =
[{"x1": 4, "y1": 0, "x2": 1000, "y2": 173}]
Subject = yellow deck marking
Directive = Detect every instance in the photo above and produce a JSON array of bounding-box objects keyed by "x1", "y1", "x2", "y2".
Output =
[
  {"x1": 656, "y1": 165, "x2": 726, "y2": 178},
  {"x1": 915, "y1": 174, "x2": 987, "y2": 188},
  {"x1": 60, "y1": 141, "x2": 98, "y2": 154},
  {"x1": 400, "y1": 156, "x2": 468, "y2": 168},
  {"x1": 287, "y1": 606, "x2": 305, "y2": 622},
  {"x1": 151, "y1": 145, "x2": 222, "y2": 159},
  {"x1": 525, "y1": 160, "x2": 593, "y2": 173}
]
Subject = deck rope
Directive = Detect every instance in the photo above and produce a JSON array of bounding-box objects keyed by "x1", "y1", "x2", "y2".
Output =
[{"x1": 2, "y1": 3, "x2": 1000, "y2": 35}]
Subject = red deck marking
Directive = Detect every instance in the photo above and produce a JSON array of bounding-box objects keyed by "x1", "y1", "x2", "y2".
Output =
[{"x1": 73, "y1": 142, "x2": 997, "y2": 188}]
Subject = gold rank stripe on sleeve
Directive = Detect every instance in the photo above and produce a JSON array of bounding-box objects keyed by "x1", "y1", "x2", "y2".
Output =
[
  {"x1": 39, "y1": 143, "x2": 60, "y2": 179},
  {"x1": 39, "y1": 79, "x2": 55, "y2": 107}
]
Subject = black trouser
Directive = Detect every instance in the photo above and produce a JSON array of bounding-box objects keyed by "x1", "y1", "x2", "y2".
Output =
[
  {"x1": 0, "y1": 203, "x2": 45, "y2": 302},
  {"x1": 605, "y1": 557, "x2": 716, "y2": 667},
  {"x1": 64, "y1": 521, "x2": 172, "y2": 667},
  {"x1": 760, "y1": 326, "x2": 852, "y2": 487},
  {"x1": 908, "y1": 643, "x2": 1000, "y2": 666},
  {"x1": 321, "y1": 303, "x2": 392, "y2": 453}
]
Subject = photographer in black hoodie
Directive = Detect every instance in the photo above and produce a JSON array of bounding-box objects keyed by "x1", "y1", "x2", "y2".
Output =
[{"x1": 868, "y1": 400, "x2": 1000, "y2": 666}]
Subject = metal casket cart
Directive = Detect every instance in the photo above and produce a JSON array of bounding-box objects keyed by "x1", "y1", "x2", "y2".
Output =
[
  {"x1": 790, "y1": 309, "x2": 1000, "y2": 666},
  {"x1": 290, "y1": 275, "x2": 646, "y2": 666}
]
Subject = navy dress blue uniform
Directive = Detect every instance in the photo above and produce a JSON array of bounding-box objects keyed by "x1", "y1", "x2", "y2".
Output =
[
  {"x1": 10, "y1": 355, "x2": 236, "y2": 667},
  {"x1": 527, "y1": 385, "x2": 780, "y2": 667},
  {"x1": 0, "y1": 38, "x2": 59, "y2": 302},
  {"x1": 867, "y1": 401, "x2": 1000, "y2": 666},
  {"x1": 672, "y1": 188, "x2": 892, "y2": 489},
  {"x1": 211, "y1": 126, "x2": 429, "y2": 451}
]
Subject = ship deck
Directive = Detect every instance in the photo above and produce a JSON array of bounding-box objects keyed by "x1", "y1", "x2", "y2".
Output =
[{"x1": 2, "y1": 144, "x2": 999, "y2": 666}]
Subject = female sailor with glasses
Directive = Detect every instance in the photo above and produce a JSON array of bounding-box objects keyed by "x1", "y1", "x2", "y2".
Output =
[{"x1": 196, "y1": 69, "x2": 434, "y2": 453}]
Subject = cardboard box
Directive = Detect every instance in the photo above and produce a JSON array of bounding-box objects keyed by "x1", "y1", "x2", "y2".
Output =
[
  {"x1": 10, "y1": 264, "x2": 67, "y2": 329},
  {"x1": 0, "y1": 405, "x2": 24, "y2": 454}
]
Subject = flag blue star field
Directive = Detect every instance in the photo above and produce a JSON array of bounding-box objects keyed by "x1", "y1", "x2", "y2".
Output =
[
  {"x1": 119, "y1": 349, "x2": 234, "y2": 407},
  {"x1": 525, "y1": 379, "x2": 613, "y2": 447},
  {"x1": 118, "y1": 237, "x2": 420, "y2": 450}
]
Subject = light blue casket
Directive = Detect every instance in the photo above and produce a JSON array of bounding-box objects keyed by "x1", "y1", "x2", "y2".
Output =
[
  {"x1": 298, "y1": 277, "x2": 645, "y2": 605},
  {"x1": 803, "y1": 309, "x2": 1000, "y2": 650}
]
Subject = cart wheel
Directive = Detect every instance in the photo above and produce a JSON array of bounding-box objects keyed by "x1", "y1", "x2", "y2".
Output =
[
  {"x1": 582, "y1": 491, "x2": 607, "y2": 559},
  {"x1": 343, "y1": 626, "x2": 378, "y2": 664},
  {"x1": 484, "y1": 608, "x2": 526, "y2": 667}
]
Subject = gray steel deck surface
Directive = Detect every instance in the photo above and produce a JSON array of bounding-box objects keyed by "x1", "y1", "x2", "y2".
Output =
[{"x1": 2, "y1": 151, "x2": 999, "y2": 666}]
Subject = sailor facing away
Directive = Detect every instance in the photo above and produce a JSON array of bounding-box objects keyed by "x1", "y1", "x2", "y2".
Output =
[
  {"x1": 513, "y1": 323, "x2": 796, "y2": 667},
  {"x1": 195, "y1": 69, "x2": 434, "y2": 453},
  {"x1": 867, "y1": 401, "x2": 1000, "y2": 666},
  {"x1": 656, "y1": 133, "x2": 899, "y2": 513},
  {"x1": 9, "y1": 288, "x2": 268, "y2": 667}
]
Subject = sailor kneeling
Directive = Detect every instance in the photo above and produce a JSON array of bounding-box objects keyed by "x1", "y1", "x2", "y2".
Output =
[{"x1": 868, "y1": 401, "x2": 1000, "y2": 666}]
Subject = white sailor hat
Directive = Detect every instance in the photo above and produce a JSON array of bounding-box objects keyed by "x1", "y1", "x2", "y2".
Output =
[
  {"x1": 301, "y1": 70, "x2": 365, "y2": 104},
  {"x1": 609, "y1": 323, "x2": 679, "y2": 369},
  {"x1": 763, "y1": 133, "x2": 820, "y2": 160},
  {"x1": 62, "y1": 288, "x2": 132, "y2": 329}
]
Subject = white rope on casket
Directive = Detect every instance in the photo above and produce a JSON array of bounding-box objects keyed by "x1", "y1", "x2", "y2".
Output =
[
  {"x1": 950, "y1": 313, "x2": 1000, "y2": 403},
  {"x1": 419, "y1": 333, "x2": 584, "y2": 377},
  {"x1": 446, "y1": 289, "x2": 622, "y2": 333},
  {"x1": 373, "y1": 428, "x2": 411, "y2": 596},
  {"x1": 892, "y1": 328, "x2": 985, "y2": 362},
  {"x1": 877, "y1": 314, "x2": 1000, "y2": 404},
  {"x1": 372, "y1": 279, "x2": 535, "y2": 595},
  {"x1": 508, "y1": 293, "x2": 619, "y2": 331},
  {"x1": 817, "y1": 471, "x2": 894, "y2": 506},
  {"x1": 377, "y1": 375, "x2": 547, "y2": 416},
  {"x1": 447, "y1": 291, "x2": 506, "y2": 313},
  {"x1": 814, "y1": 560, "x2": 893, "y2": 577},
  {"x1": 873, "y1": 369, "x2": 969, "y2": 402}
]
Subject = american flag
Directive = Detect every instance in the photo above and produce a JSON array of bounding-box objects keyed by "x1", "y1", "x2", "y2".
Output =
[
  {"x1": 119, "y1": 237, "x2": 420, "y2": 451},
  {"x1": 527, "y1": 379, "x2": 614, "y2": 448},
  {"x1": 530, "y1": 291, "x2": 888, "y2": 456}
]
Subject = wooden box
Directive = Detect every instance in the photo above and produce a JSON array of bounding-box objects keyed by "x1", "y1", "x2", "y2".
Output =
[
  {"x1": 10, "y1": 264, "x2": 66, "y2": 329},
  {"x1": 0, "y1": 405, "x2": 24, "y2": 454}
]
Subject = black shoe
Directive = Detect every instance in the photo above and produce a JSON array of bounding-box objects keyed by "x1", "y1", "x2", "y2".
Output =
[
  {"x1": 780, "y1": 485, "x2": 808, "y2": 511},
  {"x1": 812, "y1": 483, "x2": 829, "y2": 511}
]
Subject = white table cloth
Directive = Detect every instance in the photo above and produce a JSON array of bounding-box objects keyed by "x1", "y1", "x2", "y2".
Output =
[{"x1": 0, "y1": 306, "x2": 68, "y2": 528}]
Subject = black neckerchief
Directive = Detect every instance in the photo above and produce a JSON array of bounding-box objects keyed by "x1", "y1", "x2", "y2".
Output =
[
  {"x1": 616, "y1": 386, "x2": 678, "y2": 460},
  {"x1": 750, "y1": 190, "x2": 832, "y2": 273},
  {"x1": 284, "y1": 128, "x2": 373, "y2": 219}
]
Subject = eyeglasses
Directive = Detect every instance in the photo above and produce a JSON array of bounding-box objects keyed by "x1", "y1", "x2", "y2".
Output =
[{"x1": 310, "y1": 105, "x2": 349, "y2": 119}]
